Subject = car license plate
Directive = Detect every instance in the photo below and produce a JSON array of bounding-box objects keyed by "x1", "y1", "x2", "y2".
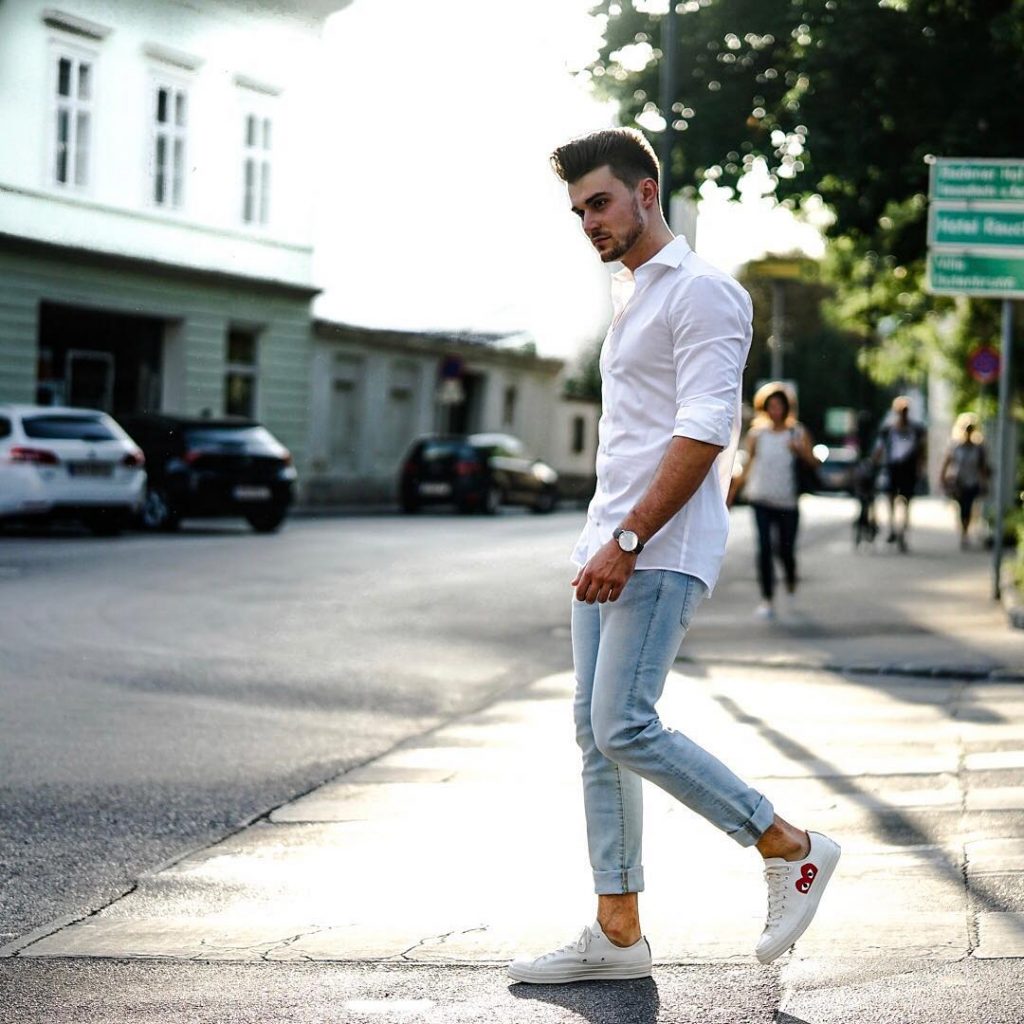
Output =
[
  {"x1": 419, "y1": 482, "x2": 452, "y2": 497},
  {"x1": 233, "y1": 485, "x2": 272, "y2": 501},
  {"x1": 68, "y1": 462, "x2": 114, "y2": 477}
]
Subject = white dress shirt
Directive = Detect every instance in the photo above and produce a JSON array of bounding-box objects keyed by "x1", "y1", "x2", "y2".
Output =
[{"x1": 571, "y1": 235, "x2": 753, "y2": 592}]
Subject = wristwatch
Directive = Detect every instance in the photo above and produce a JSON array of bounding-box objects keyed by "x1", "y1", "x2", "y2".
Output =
[{"x1": 613, "y1": 528, "x2": 644, "y2": 554}]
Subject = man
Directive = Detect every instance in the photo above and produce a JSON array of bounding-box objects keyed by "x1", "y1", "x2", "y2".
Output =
[
  {"x1": 873, "y1": 395, "x2": 926, "y2": 552},
  {"x1": 507, "y1": 128, "x2": 840, "y2": 984}
]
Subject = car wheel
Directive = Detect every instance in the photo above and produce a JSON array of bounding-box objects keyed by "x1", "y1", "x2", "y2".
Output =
[
  {"x1": 246, "y1": 506, "x2": 288, "y2": 533},
  {"x1": 140, "y1": 487, "x2": 180, "y2": 532},
  {"x1": 400, "y1": 497, "x2": 420, "y2": 513},
  {"x1": 532, "y1": 489, "x2": 557, "y2": 514}
]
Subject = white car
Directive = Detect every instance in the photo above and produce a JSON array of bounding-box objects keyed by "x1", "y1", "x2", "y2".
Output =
[{"x1": 0, "y1": 404, "x2": 146, "y2": 535}]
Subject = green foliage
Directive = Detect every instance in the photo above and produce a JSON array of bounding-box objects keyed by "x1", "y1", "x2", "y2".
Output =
[
  {"x1": 588, "y1": 0, "x2": 1024, "y2": 396},
  {"x1": 738, "y1": 266, "x2": 887, "y2": 437}
]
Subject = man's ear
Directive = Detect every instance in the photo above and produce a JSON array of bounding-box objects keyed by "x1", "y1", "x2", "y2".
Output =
[{"x1": 639, "y1": 177, "x2": 660, "y2": 209}]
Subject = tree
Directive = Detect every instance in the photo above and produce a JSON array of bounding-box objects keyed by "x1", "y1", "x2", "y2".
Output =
[{"x1": 588, "y1": 0, "x2": 1024, "y2": 399}]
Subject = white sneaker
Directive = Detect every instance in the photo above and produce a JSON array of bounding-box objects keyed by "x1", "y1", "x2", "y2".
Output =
[
  {"x1": 756, "y1": 831, "x2": 841, "y2": 964},
  {"x1": 754, "y1": 601, "x2": 775, "y2": 620},
  {"x1": 507, "y1": 921, "x2": 652, "y2": 984}
]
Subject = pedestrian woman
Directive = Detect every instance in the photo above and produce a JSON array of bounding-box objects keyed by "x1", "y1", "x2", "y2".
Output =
[
  {"x1": 939, "y1": 413, "x2": 990, "y2": 549},
  {"x1": 737, "y1": 382, "x2": 819, "y2": 619}
]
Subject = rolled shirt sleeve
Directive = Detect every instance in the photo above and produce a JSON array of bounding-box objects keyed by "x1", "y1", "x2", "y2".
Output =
[{"x1": 669, "y1": 274, "x2": 752, "y2": 448}]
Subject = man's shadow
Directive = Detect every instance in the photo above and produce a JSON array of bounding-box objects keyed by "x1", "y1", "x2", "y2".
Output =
[
  {"x1": 510, "y1": 980, "x2": 812, "y2": 1024},
  {"x1": 509, "y1": 977, "x2": 660, "y2": 1024}
]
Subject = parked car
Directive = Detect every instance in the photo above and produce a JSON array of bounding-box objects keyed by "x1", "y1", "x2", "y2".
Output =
[
  {"x1": 116, "y1": 413, "x2": 297, "y2": 532},
  {"x1": 813, "y1": 444, "x2": 860, "y2": 494},
  {"x1": 399, "y1": 432, "x2": 559, "y2": 514},
  {"x1": 0, "y1": 404, "x2": 146, "y2": 535}
]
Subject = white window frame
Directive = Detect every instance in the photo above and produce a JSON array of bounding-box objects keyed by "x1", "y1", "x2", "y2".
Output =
[
  {"x1": 48, "y1": 39, "x2": 98, "y2": 191},
  {"x1": 238, "y1": 92, "x2": 275, "y2": 228},
  {"x1": 148, "y1": 70, "x2": 191, "y2": 211}
]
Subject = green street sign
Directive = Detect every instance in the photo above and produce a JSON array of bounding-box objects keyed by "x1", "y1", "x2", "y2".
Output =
[
  {"x1": 929, "y1": 207, "x2": 1024, "y2": 250},
  {"x1": 927, "y1": 251, "x2": 1024, "y2": 298},
  {"x1": 931, "y1": 159, "x2": 1024, "y2": 202}
]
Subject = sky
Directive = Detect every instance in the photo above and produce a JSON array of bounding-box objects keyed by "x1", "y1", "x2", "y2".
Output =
[{"x1": 314, "y1": 0, "x2": 827, "y2": 363}]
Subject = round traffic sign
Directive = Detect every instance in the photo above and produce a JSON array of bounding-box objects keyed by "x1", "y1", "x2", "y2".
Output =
[{"x1": 968, "y1": 345, "x2": 1001, "y2": 384}]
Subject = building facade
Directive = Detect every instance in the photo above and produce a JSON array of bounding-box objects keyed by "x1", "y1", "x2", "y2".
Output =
[
  {"x1": 0, "y1": 0, "x2": 348, "y2": 470},
  {"x1": 307, "y1": 320, "x2": 595, "y2": 505}
]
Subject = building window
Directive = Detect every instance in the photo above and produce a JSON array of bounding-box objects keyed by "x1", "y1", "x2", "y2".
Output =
[
  {"x1": 572, "y1": 415, "x2": 586, "y2": 455},
  {"x1": 151, "y1": 80, "x2": 188, "y2": 209},
  {"x1": 242, "y1": 111, "x2": 272, "y2": 225},
  {"x1": 225, "y1": 329, "x2": 259, "y2": 417},
  {"x1": 503, "y1": 386, "x2": 518, "y2": 427},
  {"x1": 52, "y1": 50, "x2": 94, "y2": 187}
]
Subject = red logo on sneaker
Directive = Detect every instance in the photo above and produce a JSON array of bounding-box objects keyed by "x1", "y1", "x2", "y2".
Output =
[{"x1": 795, "y1": 863, "x2": 818, "y2": 893}]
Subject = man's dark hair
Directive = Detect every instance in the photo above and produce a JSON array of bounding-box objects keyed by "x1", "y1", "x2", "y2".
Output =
[{"x1": 550, "y1": 127, "x2": 660, "y2": 189}]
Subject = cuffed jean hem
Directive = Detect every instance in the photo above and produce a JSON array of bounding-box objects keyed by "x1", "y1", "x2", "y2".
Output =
[
  {"x1": 593, "y1": 866, "x2": 645, "y2": 895},
  {"x1": 726, "y1": 793, "x2": 776, "y2": 848}
]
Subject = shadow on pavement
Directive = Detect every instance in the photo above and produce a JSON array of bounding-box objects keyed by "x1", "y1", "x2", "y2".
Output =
[
  {"x1": 713, "y1": 692, "x2": 1020, "y2": 922},
  {"x1": 509, "y1": 977, "x2": 660, "y2": 1024}
]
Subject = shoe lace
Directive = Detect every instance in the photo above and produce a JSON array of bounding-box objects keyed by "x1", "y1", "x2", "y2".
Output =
[
  {"x1": 540, "y1": 925, "x2": 593, "y2": 961},
  {"x1": 764, "y1": 863, "x2": 790, "y2": 927}
]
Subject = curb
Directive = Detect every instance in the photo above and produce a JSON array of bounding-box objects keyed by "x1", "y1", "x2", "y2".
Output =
[{"x1": 676, "y1": 654, "x2": 1024, "y2": 683}]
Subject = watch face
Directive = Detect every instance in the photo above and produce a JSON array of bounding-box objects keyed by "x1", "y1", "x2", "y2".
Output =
[{"x1": 618, "y1": 530, "x2": 639, "y2": 552}]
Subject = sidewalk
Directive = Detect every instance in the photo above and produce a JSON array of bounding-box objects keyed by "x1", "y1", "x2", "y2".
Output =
[
  {"x1": 691, "y1": 495, "x2": 1021, "y2": 677},
  {"x1": 4, "y1": 497, "x2": 1024, "y2": 1020}
]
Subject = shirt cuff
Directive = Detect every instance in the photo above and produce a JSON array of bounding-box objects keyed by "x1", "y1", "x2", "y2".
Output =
[{"x1": 672, "y1": 400, "x2": 733, "y2": 448}]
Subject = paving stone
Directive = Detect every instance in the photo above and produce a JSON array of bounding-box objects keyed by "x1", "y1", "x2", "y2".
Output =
[
  {"x1": 965, "y1": 750, "x2": 1024, "y2": 771},
  {"x1": 975, "y1": 913, "x2": 1024, "y2": 958},
  {"x1": 965, "y1": 787, "x2": 1024, "y2": 812}
]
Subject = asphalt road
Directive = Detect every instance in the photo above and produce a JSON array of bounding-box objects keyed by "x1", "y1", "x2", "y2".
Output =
[{"x1": 0, "y1": 509, "x2": 582, "y2": 946}]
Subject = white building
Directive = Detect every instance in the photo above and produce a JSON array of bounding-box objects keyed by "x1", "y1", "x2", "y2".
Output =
[{"x1": 0, "y1": 0, "x2": 349, "y2": 471}]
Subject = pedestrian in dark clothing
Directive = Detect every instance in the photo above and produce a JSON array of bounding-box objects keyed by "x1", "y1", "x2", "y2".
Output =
[
  {"x1": 873, "y1": 396, "x2": 926, "y2": 552},
  {"x1": 939, "y1": 413, "x2": 990, "y2": 549}
]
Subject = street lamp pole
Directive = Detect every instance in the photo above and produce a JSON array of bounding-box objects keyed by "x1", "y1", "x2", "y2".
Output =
[{"x1": 658, "y1": 4, "x2": 678, "y2": 220}]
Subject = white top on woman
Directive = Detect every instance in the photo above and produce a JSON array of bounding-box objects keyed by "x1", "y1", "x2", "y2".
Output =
[{"x1": 743, "y1": 426, "x2": 807, "y2": 510}]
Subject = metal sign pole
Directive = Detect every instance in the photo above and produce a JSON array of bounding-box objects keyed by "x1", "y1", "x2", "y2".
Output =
[{"x1": 993, "y1": 299, "x2": 1014, "y2": 600}]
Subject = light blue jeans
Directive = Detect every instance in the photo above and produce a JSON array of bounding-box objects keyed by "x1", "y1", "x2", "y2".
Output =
[{"x1": 572, "y1": 569, "x2": 775, "y2": 894}]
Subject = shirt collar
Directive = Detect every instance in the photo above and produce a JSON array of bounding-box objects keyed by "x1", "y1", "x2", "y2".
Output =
[
  {"x1": 611, "y1": 235, "x2": 692, "y2": 285},
  {"x1": 644, "y1": 234, "x2": 692, "y2": 270}
]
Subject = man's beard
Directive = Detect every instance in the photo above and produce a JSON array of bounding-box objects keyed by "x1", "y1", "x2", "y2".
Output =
[{"x1": 600, "y1": 198, "x2": 645, "y2": 263}]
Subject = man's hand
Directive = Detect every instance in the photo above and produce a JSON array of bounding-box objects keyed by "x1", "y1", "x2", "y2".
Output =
[{"x1": 572, "y1": 539, "x2": 637, "y2": 604}]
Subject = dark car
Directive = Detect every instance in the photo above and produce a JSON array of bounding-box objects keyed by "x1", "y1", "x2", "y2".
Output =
[
  {"x1": 399, "y1": 432, "x2": 559, "y2": 514},
  {"x1": 116, "y1": 413, "x2": 297, "y2": 532}
]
